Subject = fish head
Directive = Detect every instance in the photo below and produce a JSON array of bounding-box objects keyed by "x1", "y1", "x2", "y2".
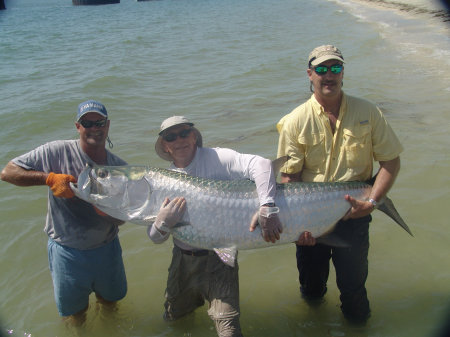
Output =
[
  {"x1": 71, "y1": 165, "x2": 154, "y2": 220},
  {"x1": 85, "y1": 165, "x2": 132, "y2": 204}
]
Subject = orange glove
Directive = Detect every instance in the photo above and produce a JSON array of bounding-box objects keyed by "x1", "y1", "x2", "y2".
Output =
[{"x1": 45, "y1": 172, "x2": 77, "y2": 198}]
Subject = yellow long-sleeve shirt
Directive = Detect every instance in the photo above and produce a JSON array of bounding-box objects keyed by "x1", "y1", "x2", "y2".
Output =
[{"x1": 277, "y1": 92, "x2": 403, "y2": 182}]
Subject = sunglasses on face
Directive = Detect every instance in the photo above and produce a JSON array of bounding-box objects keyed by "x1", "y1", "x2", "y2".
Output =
[
  {"x1": 313, "y1": 64, "x2": 343, "y2": 75},
  {"x1": 163, "y1": 128, "x2": 192, "y2": 142},
  {"x1": 79, "y1": 119, "x2": 108, "y2": 128}
]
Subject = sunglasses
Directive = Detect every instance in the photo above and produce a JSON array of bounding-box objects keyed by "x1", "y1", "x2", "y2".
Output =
[
  {"x1": 313, "y1": 64, "x2": 343, "y2": 75},
  {"x1": 163, "y1": 128, "x2": 192, "y2": 142},
  {"x1": 79, "y1": 119, "x2": 108, "y2": 128}
]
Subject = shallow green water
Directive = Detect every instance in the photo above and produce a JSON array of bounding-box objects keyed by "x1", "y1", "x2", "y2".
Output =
[{"x1": 1, "y1": 0, "x2": 449, "y2": 336}]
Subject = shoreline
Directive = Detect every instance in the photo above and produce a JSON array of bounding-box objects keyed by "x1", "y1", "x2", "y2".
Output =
[{"x1": 334, "y1": 0, "x2": 450, "y2": 22}]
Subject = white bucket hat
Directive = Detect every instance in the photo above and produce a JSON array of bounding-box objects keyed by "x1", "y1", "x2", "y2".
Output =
[{"x1": 155, "y1": 116, "x2": 203, "y2": 161}]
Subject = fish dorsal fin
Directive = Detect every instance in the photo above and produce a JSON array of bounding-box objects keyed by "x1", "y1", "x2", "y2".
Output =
[
  {"x1": 213, "y1": 247, "x2": 237, "y2": 267},
  {"x1": 272, "y1": 155, "x2": 290, "y2": 175},
  {"x1": 315, "y1": 233, "x2": 350, "y2": 247}
]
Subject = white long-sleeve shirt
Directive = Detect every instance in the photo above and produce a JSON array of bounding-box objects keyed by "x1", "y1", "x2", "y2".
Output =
[{"x1": 148, "y1": 146, "x2": 276, "y2": 250}]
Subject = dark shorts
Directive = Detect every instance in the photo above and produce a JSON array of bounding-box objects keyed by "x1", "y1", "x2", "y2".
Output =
[{"x1": 47, "y1": 237, "x2": 127, "y2": 316}]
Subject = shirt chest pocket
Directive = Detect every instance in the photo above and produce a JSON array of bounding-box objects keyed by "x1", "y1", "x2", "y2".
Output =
[
  {"x1": 298, "y1": 132, "x2": 326, "y2": 168},
  {"x1": 342, "y1": 125, "x2": 372, "y2": 166}
]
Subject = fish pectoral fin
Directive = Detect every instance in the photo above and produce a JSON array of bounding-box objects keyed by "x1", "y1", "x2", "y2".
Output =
[
  {"x1": 143, "y1": 215, "x2": 157, "y2": 223},
  {"x1": 154, "y1": 221, "x2": 191, "y2": 232},
  {"x1": 70, "y1": 182, "x2": 79, "y2": 197},
  {"x1": 213, "y1": 247, "x2": 237, "y2": 267},
  {"x1": 315, "y1": 233, "x2": 350, "y2": 248}
]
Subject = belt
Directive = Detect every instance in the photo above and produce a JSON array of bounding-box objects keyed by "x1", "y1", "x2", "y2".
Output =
[{"x1": 179, "y1": 248, "x2": 211, "y2": 257}]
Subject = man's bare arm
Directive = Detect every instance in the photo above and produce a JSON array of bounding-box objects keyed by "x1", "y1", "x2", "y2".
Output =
[
  {"x1": 1, "y1": 161, "x2": 48, "y2": 186},
  {"x1": 344, "y1": 156, "x2": 401, "y2": 219}
]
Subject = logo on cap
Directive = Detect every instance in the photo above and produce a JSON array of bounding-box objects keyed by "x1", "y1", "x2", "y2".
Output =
[{"x1": 77, "y1": 100, "x2": 108, "y2": 121}]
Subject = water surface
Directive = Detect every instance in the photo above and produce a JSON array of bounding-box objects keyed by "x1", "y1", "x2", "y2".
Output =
[{"x1": 1, "y1": 0, "x2": 449, "y2": 336}]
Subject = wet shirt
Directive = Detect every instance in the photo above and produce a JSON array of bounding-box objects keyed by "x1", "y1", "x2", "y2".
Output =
[
  {"x1": 277, "y1": 92, "x2": 403, "y2": 182},
  {"x1": 13, "y1": 139, "x2": 127, "y2": 250},
  {"x1": 149, "y1": 146, "x2": 276, "y2": 249}
]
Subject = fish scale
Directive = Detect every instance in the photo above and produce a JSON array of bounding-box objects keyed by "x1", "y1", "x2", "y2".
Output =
[{"x1": 72, "y1": 165, "x2": 411, "y2": 265}]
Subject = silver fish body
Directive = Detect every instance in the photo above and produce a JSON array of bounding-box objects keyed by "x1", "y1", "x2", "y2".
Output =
[{"x1": 71, "y1": 165, "x2": 411, "y2": 264}]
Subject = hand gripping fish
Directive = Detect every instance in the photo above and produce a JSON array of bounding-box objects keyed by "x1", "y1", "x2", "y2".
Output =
[{"x1": 70, "y1": 163, "x2": 412, "y2": 266}]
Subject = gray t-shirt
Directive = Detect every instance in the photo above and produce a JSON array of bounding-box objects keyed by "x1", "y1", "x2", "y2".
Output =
[{"x1": 13, "y1": 139, "x2": 127, "y2": 250}]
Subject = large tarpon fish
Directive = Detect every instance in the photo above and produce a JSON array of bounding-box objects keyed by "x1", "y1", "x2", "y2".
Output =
[{"x1": 71, "y1": 164, "x2": 412, "y2": 266}]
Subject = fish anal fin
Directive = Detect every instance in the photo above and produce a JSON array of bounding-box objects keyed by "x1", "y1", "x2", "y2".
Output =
[{"x1": 213, "y1": 247, "x2": 237, "y2": 267}]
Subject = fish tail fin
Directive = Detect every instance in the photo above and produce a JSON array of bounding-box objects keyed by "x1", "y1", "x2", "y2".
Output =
[{"x1": 378, "y1": 197, "x2": 413, "y2": 236}]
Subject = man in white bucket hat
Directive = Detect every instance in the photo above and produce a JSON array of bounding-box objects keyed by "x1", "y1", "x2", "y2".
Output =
[{"x1": 148, "y1": 115, "x2": 283, "y2": 337}]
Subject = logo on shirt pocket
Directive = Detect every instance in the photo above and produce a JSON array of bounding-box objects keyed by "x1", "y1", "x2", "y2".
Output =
[{"x1": 343, "y1": 126, "x2": 371, "y2": 167}]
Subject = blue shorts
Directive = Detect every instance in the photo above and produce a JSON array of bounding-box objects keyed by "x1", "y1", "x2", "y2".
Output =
[{"x1": 48, "y1": 237, "x2": 127, "y2": 316}]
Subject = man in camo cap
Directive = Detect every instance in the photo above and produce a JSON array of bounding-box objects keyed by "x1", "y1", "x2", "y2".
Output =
[{"x1": 277, "y1": 45, "x2": 403, "y2": 323}]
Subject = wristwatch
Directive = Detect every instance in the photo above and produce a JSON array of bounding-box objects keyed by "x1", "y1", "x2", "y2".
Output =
[{"x1": 368, "y1": 198, "x2": 378, "y2": 209}]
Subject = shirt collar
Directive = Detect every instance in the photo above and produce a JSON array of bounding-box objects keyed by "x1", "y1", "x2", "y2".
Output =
[
  {"x1": 310, "y1": 91, "x2": 347, "y2": 117},
  {"x1": 169, "y1": 146, "x2": 200, "y2": 174}
]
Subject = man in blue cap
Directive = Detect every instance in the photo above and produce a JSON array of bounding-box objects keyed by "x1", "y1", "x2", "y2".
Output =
[{"x1": 1, "y1": 100, "x2": 128, "y2": 324}]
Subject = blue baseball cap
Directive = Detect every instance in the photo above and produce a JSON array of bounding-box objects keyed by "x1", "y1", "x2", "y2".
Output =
[{"x1": 77, "y1": 100, "x2": 108, "y2": 121}]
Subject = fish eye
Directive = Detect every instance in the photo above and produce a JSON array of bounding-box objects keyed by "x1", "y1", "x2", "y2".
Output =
[{"x1": 96, "y1": 168, "x2": 109, "y2": 179}]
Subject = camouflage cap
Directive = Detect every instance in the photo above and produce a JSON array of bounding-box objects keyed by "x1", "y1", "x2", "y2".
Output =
[{"x1": 308, "y1": 45, "x2": 344, "y2": 67}]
